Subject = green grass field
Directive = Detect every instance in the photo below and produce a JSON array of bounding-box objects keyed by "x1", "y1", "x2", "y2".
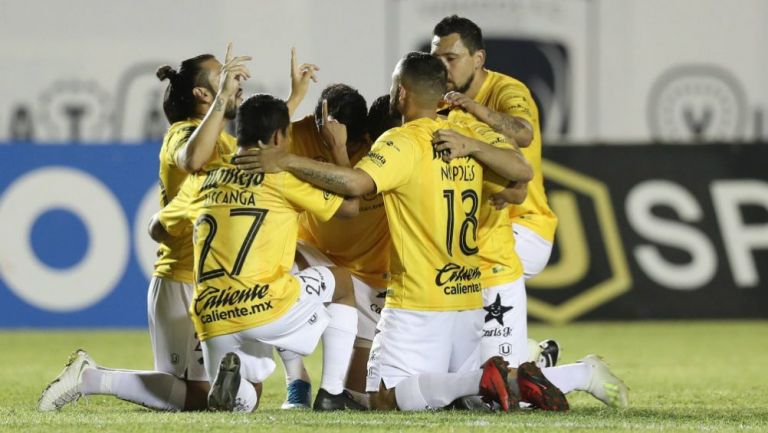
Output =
[{"x1": 2, "y1": 321, "x2": 767, "y2": 433}]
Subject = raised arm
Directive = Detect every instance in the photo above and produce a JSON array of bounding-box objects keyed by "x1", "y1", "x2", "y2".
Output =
[
  {"x1": 285, "y1": 47, "x2": 319, "y2": 117},
  {"x1": 177, "y1": 43, "x2": 251, "y2": 172}
]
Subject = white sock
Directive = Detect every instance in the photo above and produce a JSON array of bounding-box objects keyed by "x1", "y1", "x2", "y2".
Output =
[
  {"x1": 320, "y1": 304, "x2": 358, "y2": 395},
  {"x1": 542, "y1": 362, "x2": 591, "y2": 394},
  {"x1": 233, "y1": 378, "x2": 258, "y2": 412},
  {"x1": 395, "y1": 370, "x2": 483, "y2": 411},
  {"x1": 277, "y1": 348, "x2": 310, "y2": 383},
  {"x1": 80, "y1": 368, "x2": 186, "y2": 411}
]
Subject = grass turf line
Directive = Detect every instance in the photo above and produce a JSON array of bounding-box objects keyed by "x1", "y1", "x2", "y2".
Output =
[{"x1": 1, "y1": 321, "x2": 767, "y2": 433}]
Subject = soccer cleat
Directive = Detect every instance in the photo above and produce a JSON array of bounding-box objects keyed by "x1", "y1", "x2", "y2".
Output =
[
  {"x1": 38, "y1": 349, "x2": 96, "y2": 411},
  {"x1": 312, "y1": 388, "x2": 366, "y2": 411},
  {"x1": 208, "y1": 352, "x2": 244, "y2": 412},
  {"x1": 478, "y1": 356, "x2": 515, "y2": 412},
  {"x1": 536, "y1": 339, "x2": 561, "y2": 368},
  {"x1": 581, "y1": 355, "x2": 629, "y2": 408},
  {"x1": 448, "y1": 395, "x2": 494, "y2": 412},
  {"x1": 517, "y1": 361, "x2": 569, "y2": 411},
  {"x1": 281, "y1": 379, "x2": 312, "y2": 409}
]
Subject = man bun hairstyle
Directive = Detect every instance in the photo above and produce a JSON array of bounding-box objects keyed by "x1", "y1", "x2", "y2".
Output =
[
  {"x1": 399, "y1": 52, "x2": 448, "y2": 105},
  {"x1": 313, "y1": 83, "x2": 368, "y2": 143},
  {"x1": 155, "y1": 65, "x2": 177, "y2": 81},
  {"x1": 157, "y1": 54, "x2": 215, "y2": 123},
  {"x1": 433, "y1": 15, "x2": 484, "y2": 54},
  {"x1": 237, "y1": 94, "x2": 290, "y2": 147}
]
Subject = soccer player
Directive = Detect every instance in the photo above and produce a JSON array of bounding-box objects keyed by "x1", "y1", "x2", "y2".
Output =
[
  {"x1": 149, "y1": 93, "x2": 364, "y2": 412},
  {"x1": 431, "y1": 15, "x2": 557, "y2": 281},
  {"x1": 38, "y1": 45, "x2": 251, "y2": 412},
  {"x1": 240, "y1": 52, "x2": 565, "y2": 412},
  {"x1": 265, "y1": 83, "x2": 390, "y2": 408},
  {"x1": 432, "y1": 16, "x2": 629, "y2": 408}
]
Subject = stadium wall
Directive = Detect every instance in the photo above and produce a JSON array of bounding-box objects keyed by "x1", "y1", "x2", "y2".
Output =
[
  {"x1": 0, "y1": 143, "x2": 765, "y2": 327},
  {"x1": 1, "y1": 0, "x2": 766, "y2": 144}
]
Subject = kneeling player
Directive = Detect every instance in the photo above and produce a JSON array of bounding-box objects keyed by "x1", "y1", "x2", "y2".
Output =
[{"x1": 149, "y1": 94, "x2": 364, "y2": 411}]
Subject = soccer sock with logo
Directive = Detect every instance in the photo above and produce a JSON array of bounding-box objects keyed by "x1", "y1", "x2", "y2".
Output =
[
  {"x1": 80, "y1": 368, "x2": 186, "y2": 411},
  {"x1": 541, "y1": 362, "x2": 591, "y2": 394},
  {"x1": 395, "y1": 370, "x2": 484, "y2": 411},
  {"x1": 277, "y1": 349, "x2": 311, "y2": 384},
  {"x1": 320, "y1": 303, "x2": 358, "y2": 395}
]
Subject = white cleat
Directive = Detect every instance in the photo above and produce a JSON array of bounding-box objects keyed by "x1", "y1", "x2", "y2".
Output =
[
  {"x1": 37, "y1": 349, "x2": 96, "y2": 411},
  {"x1": 581, "y1": 354, "x2": 629, "y2": 408}
]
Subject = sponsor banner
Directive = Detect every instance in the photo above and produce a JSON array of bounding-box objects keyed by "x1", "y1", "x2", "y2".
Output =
[
  {"x1": 1, "y1": 142, "x2": 766, "y2": 327},
  {"x1": 0, "y1": 143, "x2": 160, "y2": 327},
  {"x1": 530, "y1": 144, "x2": 768, "y2": 323}
]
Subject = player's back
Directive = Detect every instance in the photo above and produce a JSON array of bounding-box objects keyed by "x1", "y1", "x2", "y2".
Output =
[
  {"x1": 161, "y1": 158, "x2": 343, "y2": 341},
  {"x1": 446, "y1": 109, "x2": 525, "y2": 288},
  {"x1": 356, "y1": 117, "x2": 485, "y2": 312}
]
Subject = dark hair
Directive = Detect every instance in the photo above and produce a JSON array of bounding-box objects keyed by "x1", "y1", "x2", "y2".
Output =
[
  {"x1": 237, "y1": 94, "x2": 290, "y2": 146},
  {"x1": 367, "y1": 95, "x2": 401, "y2": 141},
  {"x1": 399, "y1": 52, "x2": 448, "y2": 105},
  {"x1": 313, "y1": 83, "x2": 368, "y2": 143},
  {"x1": 156, "y1": 54, "x2": 215, "y2": 123},
  {"x1": 433, "y1": 15, "x2": 484, "y2": 54}
]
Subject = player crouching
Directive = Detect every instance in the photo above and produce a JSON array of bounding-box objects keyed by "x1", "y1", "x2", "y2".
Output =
[{"x1": 147, "y1": 94, "x2": 364, "y2": 412}]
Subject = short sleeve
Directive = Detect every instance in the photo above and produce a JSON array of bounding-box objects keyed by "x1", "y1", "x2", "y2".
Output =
[
  {"x1": 162, "y1": 125, "x2": 197, "y2": 168},
  {"x1": 281, "y1": 174, "x2": 344, "y2": 222},
  {"x1": 495, "y1": 84, "x2": 536, "y2": 125},
  {"x1": 158, "y1": 176, "x2": 195, "y2": 236},
  {"x1": 467, "y1": 119, "x2": 513, "y2": 150},
  {"x1": 354, "y1": 129, "x2": 416, "y2": 193}
]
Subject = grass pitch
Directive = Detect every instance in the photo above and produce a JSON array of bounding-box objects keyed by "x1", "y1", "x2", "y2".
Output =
[{"x1": 1, "y1": 321, "x2": 767, "y2": 433}]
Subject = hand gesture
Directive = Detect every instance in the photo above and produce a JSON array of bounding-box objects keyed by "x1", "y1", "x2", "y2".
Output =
[
  {"x1": 290, "y1": 47, "x2": 319, "y2": 100},
  {"x1": 320, "y1": 99, "x2": 347, "y2": 151},
  {"x1": 443, "y1": 91, "x2": 478, "y2": 113},
  {"x1": 233, "y1": 144, "x2": 289, "y2": 173},
  {"x1": 218, "y1": 42, "x2": 252, "y2": 98},
  {"x1": 432, "y1": 128, "x2": 475, "y2": 162}
]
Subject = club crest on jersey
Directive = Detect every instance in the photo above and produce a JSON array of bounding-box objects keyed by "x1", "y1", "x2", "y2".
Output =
[{"x1": 483, "y1": 293, "x2": 513, "y2": 325}]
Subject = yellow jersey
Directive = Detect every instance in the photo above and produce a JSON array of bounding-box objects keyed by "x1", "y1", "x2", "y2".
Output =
[
  {"x1": 290, "y1": 116, "x2": 390, "y2": 288},
  {"x1": 356, "y1": 117, "x2": 485, "y2": 311},
  {"x1": 153, "y1": 119, "x2": 237, "y2": 283},
  {"x1": 158, "y1": 158, "x2": 344, "y2": 341},
  {"x1": 447, "y1": 110, "x2": 525, "y2": 288},
  {"x1": 473, "y1": 70, "x2": 558, "y2": 241}
]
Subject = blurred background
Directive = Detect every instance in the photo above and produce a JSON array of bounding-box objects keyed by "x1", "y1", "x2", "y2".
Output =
[{"x1": 0, "y1": 0, "x2": 766, "y2": 328}]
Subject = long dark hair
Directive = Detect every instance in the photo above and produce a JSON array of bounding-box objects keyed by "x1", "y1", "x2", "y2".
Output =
[{"x1": 156, "y1": 54, "x2": 215, "y2": 123}]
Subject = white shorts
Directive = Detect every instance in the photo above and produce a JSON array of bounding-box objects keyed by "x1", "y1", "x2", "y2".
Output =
[
  {"x1": 365, "y1": 308, "x2": 483, "y2": 392},
  {"x1": 481, "y1": 278, "x2": 528, "y2": 367},
  {"x1": 513, "y1": 223, "x2": 554, "y2": 279},
  {"x1": 296, "y1": 241, "x2": 385, "y2": 346},
  {"x1": 201, "y1": 266, "x2": 335, "y2": 383},
  {"x1": 147, "y1": 276, "x2": 207, "y2": 381}
]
